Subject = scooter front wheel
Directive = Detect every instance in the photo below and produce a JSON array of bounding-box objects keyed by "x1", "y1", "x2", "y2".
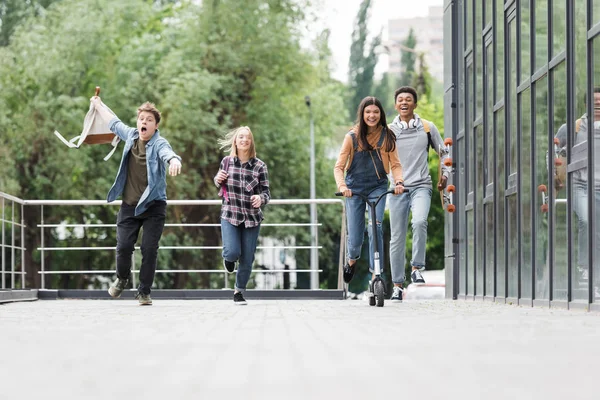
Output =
[{"x1": 373, "y1": 280, "x2": 385, "y2": 307}]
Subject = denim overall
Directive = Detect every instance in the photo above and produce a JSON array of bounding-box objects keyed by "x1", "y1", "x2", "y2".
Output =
[{"x1": 345, "y1": 129, "x2": 389, "y2": 272}]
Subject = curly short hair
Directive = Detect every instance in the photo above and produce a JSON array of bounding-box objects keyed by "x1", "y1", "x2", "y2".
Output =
[
  {"x1": 394, "y1": 86, "x2": 418, "y2": 104},
  {"x1": 137, "y1": 102, "x2": 161, "y2": 124}
]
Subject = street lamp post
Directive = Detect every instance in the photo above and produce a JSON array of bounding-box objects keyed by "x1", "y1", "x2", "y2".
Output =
[{"x1": 305, "y1": 96, "x2": 319, "y2": 290}]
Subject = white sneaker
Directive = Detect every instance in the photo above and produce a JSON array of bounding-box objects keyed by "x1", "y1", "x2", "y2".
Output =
[
  {"x1": 411, "y1": 269, "x2": 425, "y2": 283},
  {"x1": 390, "y1": 286, "x2": 403, "y2": 302}
]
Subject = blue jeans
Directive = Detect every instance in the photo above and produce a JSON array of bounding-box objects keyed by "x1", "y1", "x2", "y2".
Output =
[
  {"x1": 572, "y1": 181, "x2": 600, "y2": 275},
  {"x1": 346, "y1": 184, "x2": 387, "y2": 272},
  {"x1": 221, "y1": 219, "x2": 261, "y2": 291},
  {"x1": 388, "y1": 186, "x2": 432, "y2": 284}
]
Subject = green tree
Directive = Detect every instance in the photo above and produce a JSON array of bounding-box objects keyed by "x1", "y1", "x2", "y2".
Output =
[
  {"x1": 0, "y1": 0, "x2": 62, "y2": 46},
  {"x1": 398, "y1": 28, "x2": 417, "y2": 87},
  {"x1": 412, "y1": 53, "x2": 432, "y2": 101},
  {"x1": 0, "y1": 0, "x2": 348, "y2": 290},
  {"x1": 347, "y1": 0, "x2": 381, "y2": 117},
  {"x1": 372, "y1": 71, "x2": 395, "y2": 116}
]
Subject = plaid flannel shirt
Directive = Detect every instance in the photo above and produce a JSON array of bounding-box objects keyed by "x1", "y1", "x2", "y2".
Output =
[{"x1": 215, "y1": 156, "x2": 270, "y2": 227}]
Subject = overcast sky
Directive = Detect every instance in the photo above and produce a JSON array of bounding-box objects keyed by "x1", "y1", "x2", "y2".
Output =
[{"x1": 308, "y1": 0, "x2": 444, "y2": 82}]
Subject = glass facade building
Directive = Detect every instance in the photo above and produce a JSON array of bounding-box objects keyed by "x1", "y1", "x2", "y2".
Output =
[{"x1": 444, "y1": 0, "x2": 600, "y2": 310}]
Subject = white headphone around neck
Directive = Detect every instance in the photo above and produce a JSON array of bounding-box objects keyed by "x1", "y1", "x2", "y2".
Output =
[{"x1": 399, "y1": 117, "x2": 420, "y2": 130}]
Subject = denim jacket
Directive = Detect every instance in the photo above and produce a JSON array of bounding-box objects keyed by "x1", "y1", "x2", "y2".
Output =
[{"x1": 107, "y1": 117, "x2": 182, "y2": 216}]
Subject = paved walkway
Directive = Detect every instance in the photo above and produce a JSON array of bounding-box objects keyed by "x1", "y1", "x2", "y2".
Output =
[{"x1": 1, "y1": 299, "x2": 599, "y2": 400}]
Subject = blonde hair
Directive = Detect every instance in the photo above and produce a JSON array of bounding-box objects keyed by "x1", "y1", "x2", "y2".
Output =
[{"x1": 218, "y1": 126, "x2": 256, "y2": 158}]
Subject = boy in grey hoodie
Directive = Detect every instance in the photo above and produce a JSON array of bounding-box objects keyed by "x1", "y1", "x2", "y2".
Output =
[{"x1": 387, "y1": 86, "x2": 451, "y2": 302}]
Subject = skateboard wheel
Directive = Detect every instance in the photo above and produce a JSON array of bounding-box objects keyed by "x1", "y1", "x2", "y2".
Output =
[
  {"x1": 447, "y1": 204, "x2": 456, "y2": 213},
  {"x1": 554, "y1": 137, "x2": 560, "y2": 145},
  {"x1": 538, "y1": 184, "x2": 547, "y2": 192},
  {"x1": 443, "y1": 158, "x2": 453, "y2": 166},
  {"x1": 447, "y1": 184, "x2": 456, "y2": 193},
  {"x1": 541, "y1": 204, "x2": 549, "y2": 213},
  {"x1": 444, "y1": 138, "x2": 453, "y2": 146},
  {"x1": 554, "y1": 158, "x2": 563, "y2": 166}
]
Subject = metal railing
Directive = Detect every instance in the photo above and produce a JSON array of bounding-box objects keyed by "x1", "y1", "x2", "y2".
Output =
[
  {"x1": 0, "y1": 193, "x2": 26, "y2": 289},
  {"x1": 0, "y1": 192, "x2": 346, "y2": 290}
]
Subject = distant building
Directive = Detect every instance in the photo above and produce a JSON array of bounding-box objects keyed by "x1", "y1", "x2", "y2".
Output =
[{"x1": 386, "y1": 5, "x2": 444, "y2": 83}]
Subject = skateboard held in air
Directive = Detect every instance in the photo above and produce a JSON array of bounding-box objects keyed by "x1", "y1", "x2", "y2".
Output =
[{"x1": 438, "y1": 138, "x2": 455, "y2": 213}]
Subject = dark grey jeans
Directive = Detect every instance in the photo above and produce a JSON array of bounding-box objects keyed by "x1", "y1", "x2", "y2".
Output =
[{"x1": 116, "y1": 201, "x2": 166, "y2": 295}]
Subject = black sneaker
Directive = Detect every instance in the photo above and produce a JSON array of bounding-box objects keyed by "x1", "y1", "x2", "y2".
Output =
[
  {"x1": 343, "y1": 263, "x2": 356, "y2": 284},
  {"x1": 135, "y1": 292, "x2": 152, "y2": 306},
  {"x1": 411, "y1": 269, "x2": 425, "y2": 283},
  {"x1": 390, "y1": 286, "x2": 403, "y2": 302},
  {"x1": 223, "y1": 259, "x2": 236, "y2": 274},
  {"x1": 233, "y1": 291, "x2": 247, "y2": 305},
  {"x1": 108, "y1": 277, "x2": 129, "y2": 298}
]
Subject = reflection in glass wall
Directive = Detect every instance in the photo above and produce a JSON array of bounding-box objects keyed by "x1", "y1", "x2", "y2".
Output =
[
  {"x1": 496, "y1": 109, "x2": 506, "y2": 298},
  {"x1": 568, "y1": 0, "x2": 590, "y2": 302},
  {"x1": 459, "y1": 135, "x2": 466, "y2": 296},
  {"x1": 520, "y1": 1, "x2": 531, "y2": 83},
  {"x1": 520, "y1": 88, "x2": 532, "y2": 299},
  {"x1": 486, "y1": 44, "x2": 494, "y2": 184},
  {"x1": 575, "y1": 1, "x2": 587, "y2": 106},
  {"x1": 451, "y1": 0, "x2": 599, "y2": 307},
  {"x1": 485, "y1": 43, "x2": 494, "y2": 296},
  {"x1": 468, "y1": 62, "x2": 474, "y2": 192},
  {"x1": 553, "y1": 61, "x2": 568, "y2": 301},
  {"x1": 509, "y1": 19, "x2": 518, "y2": 175},
  {"x1": 467, "y1": 211, "x2": 474, "y2": 295},
  {"x1": 593, "y1": 39, "x2": 600, "y2": 301},
  {"x1": 476, "y1": 125, "x2": 484, "y2": 295},
  {"x1": 507, "y1": 195, "x2": 518, "y2": 298},
  {"x1": 495, "y1": 0, "x2": 504, "y2": 103},
  {"x1": 534, "y1": 77, "x2": 549, "y2": 300},
  {"x1": 534, "y1": 0, "x2": 548, "y2": 70},
  {"x1": 552, "y1": 0, "x2": 566, "y2": 57},
  {"x1": 566, "y1": 110, "x2": 589, "y2": 302},
  {"x1": 485, "y1": 204, "x2": 494, "y2": 295},
  {"x1": 475, "y1": 2, "x2": 483, "y2": 121},
  {"x1": 465, "y1": 0, "x2": 472, "y2": 50}
]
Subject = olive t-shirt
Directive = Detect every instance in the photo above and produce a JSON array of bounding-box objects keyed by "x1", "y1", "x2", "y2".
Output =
[{"x1": 122, "y1": 139, "x2": 148, "y2": 206}]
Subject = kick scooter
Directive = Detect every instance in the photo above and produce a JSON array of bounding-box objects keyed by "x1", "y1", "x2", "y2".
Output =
[{"x1": 336, "y1": 187, "x2": 405, "y2": 307}]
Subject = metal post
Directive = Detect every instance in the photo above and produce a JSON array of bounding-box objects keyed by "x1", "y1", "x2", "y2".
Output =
[
  {"x1": 1, "y1": 197, "x2": 5, "y2": 289},
  {"x1": 21, "y1": 203, "x2": 25, "y2": 289},
  {"x1": 306, "y1": 96, "x2": 319, "y2": 289},
  {"x1": 41, "y1": 205, "x2": 45, "y2": 289},
  {"x1": 11, "y1": 202, "x2": 15, "y2": 289},
  {"x1": 130, "y1": 252, "x2": 137, "y2": 289}
]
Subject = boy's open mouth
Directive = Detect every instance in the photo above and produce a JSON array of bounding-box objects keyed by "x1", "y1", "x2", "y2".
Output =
[{"x1": 141, "y1": 127, "x2": 147, "y2": 132}]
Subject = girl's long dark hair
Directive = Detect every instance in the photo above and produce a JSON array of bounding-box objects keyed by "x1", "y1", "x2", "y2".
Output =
[{"x1": 355, "y1": 96, "x2": 396, "y2": 152}]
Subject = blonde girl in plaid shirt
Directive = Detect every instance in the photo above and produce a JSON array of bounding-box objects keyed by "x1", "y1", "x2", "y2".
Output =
[{"x1": 214, "y1": 126, "x2": 270, "y2": 304}]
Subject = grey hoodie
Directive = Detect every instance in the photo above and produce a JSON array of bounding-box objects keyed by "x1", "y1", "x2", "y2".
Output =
[
  {"x1": 388, "y1": 113, "x2": 451, "y2": 188},
  {"x1": 554, "y1": 114, "x2": 600, "y2": 189}
]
